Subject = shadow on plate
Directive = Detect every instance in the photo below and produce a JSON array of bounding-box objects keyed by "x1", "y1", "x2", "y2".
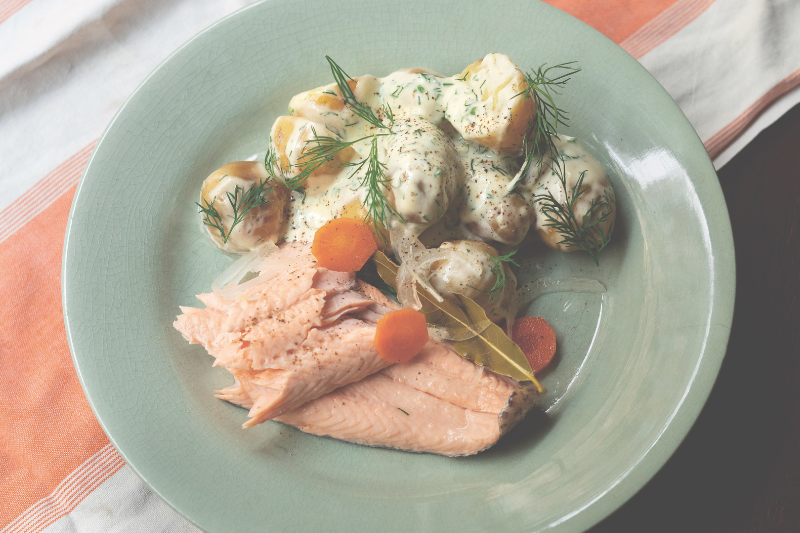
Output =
[{"x1": 472, "y1": 407, "x2": 554, "y2": 460}]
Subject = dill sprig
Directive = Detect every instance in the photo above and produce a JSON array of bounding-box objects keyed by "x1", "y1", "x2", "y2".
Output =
[
  {"x1": 326, "y1": 56, "x2": 393, "y2": 130},
  {"x1": 468, "y1": 250, "x2": 519, "y2": 302},
  {"x1": 266, "y1": 129, "x2": 377, "y2": 191},
  {"x1": 507, "y1": 62, "x2": 581, "y2": 191},
  {"x1": 485, "y1": 250, "x2": 520, "y2": 302},
  {"x1": 197, "y1": 176, "x2": 273, "y2": 244},
  {"x1": 534, "y1": 164, "x2": 614, "y2": 265},
  {"x1": 264, "y1": 144, "x2": 288, "y2": 184},
  {"x1": 348, "y1": 136, "x2": 406, "y2": 240}
]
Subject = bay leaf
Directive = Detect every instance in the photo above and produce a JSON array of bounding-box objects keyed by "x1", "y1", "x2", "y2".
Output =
[{"x1": 372, "y1": 251, "x2": 542, "y2": 390}]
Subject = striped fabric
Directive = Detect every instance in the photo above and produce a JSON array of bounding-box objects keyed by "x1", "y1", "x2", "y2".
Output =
[
  {"x1": 1, "y1": 0, "x2": 799, "y2": 530},
  {"x1": 2, "y1": 446, "x2": 125, "y2": 533},
  {"x1": 0, "y1": 0, "x2": 32, "y2": 24},
  {"x1": 705, "y1": 68, "x2": 800, "y2": 158},
  {"x1": 0, "y1": 141, "x2": 96, "y2": 245},
  {"x1": 619, "y1": 0, "x2": 717, "y2": 59}
]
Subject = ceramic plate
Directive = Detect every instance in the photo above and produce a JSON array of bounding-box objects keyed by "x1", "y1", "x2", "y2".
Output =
[{"x1": 63, "y1": 0, "x2": 735, "y2": 531}]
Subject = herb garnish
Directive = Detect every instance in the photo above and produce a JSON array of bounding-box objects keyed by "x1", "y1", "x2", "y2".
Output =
[
  {"x1": 397, "y1": 408, "x2": 410, "y2": 415},
  {"x1": 197, "y1": 176, "x2": 273, "y2": 244},
  {"x1": 485, "y1": 251, "x2": 520, "y2": 302},
  {"x1": 265, "y1": 57, "x2": 403, "y2": 239},
  {"x1": 534, "y1": 166, "x2": 614, "y2": 265},
  {"x1": 347, "y1": 136, "x2": 406, "y2": 241},
  {"x1": 326, "y1": 56, "x2": 393, "y2": 131},
  {"x1": 324, "y1": 57, "x2": 402, "y2": 239},
  {"x1": 467, "y1": 250, "x2": 519, "y2": 302},
  {"x1": 265, "y1": 129, "x2": 380, "y2": 191},
  {"x1": 505, "y1": 62, "x2": 613, "y2": 264},
  {"x1": 509, "y1": 62, "x2": 581, "y2": 192}
]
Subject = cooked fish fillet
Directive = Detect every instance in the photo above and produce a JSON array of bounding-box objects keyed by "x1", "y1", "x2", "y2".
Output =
[
  {"x1": 275, "y1": 341, "x2": 542, "y2": 456},
  {"x1": 176, "y1": 241, "x2": 542, "y2": 452},
  {"x1": 174, "y1": 243, "x2": 390, "y2": 428},
  {"x1": 238, "y1": 318, "x2": 391, "y2": 427}
]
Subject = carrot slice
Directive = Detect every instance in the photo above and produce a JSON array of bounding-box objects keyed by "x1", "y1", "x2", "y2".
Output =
[
  {"x1": 311, "y1": 218, "x2": 378, "y2": 272},
  {"x1": 374, "y1": 308, "x2": 429, "y2": 364},
  {"x1": 512, "y1": 316, "x2": 557, "y2": 374}
]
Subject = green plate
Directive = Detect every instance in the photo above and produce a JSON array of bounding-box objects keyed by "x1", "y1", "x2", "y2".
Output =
[{"x1": 62, "y1": 0, "x2": 735, "y2": 531}]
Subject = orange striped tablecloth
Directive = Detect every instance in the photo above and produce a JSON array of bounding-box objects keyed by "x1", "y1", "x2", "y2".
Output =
[{"x1": 2, "y1": 0, "x2": 800, "y2": 530}]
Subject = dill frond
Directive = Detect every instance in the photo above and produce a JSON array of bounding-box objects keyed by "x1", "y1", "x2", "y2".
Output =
[
  {"x1": 486, "y1": 250, "x2": 520, "y2": 302},
  {"x1": 326, "y1": 56, "x2": 393, "y2": 131},
  {"x1": 349, "y1": 136, "x2": 405, "y2": 241},
  {"x1": 507, "y1": 62, "x2": 581, "y2": 192},
  {"x1": 533, "y1": 162, "x2": 614, "y2": 265},
  {"x1": 197, "y1": 176, "x2": 274, "y2": 244}
]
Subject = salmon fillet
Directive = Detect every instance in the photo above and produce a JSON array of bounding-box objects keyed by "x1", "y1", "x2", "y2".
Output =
[
  {"x1": 239, "y1": 318, "x2": 391, "y2": 427},
  {"x1": 276, "y1": 341, "x2": 542, "y2": 456},
  {"x1": 176, "y1": 241, "x2": 543, "y2": 454},
  {"x1": 174, "y1": 243, "x2": 391, "y2": 428}
]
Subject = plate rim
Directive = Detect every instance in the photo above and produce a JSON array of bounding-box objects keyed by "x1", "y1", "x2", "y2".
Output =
[{"x1": 62, "y1": 0, "x2": 736, "y2": 531}]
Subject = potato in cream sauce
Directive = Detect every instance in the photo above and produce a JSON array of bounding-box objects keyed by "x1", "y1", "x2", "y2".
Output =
[{"x1": 198, "y1": 53, "x2": 616, "y2": 282}]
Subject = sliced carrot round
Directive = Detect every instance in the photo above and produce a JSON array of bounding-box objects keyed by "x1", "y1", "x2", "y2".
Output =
[
  {"x1": 374, "y1": 308, "x2": 429, "y2": 364},
  {"x1": 311, "y1": 218, "x2": 378, "y2": 272},
  {"x1": 512, "y1": 316, "x2": 557, "y2": 374}
]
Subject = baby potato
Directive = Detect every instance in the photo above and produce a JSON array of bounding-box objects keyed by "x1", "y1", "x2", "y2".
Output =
[
  {"x1": 428, "y1": 240, "x2": 517, "y2": 322},
  {"x1": 379, "y1": 68, "x2": 445, "y2": 124},
  {"x1": 460, "y1": 158, "x2": 531, "y2": 246},
  {"x1": 532, "y1": 135, "x2": 616, "y2": 252},
  {"x1": 443, "y1": 53, "x2": 534, "y2": 156},
  {"x1": 199, "y1": 161, "x2": 290, "y2": 253},
  {"x1": 288, "y1": 75, "x2": 382, "y2": 137},
  {"x1": 270, "y1": 116, "x2": 356, "y2": 194},
  {"x1": 381, "y1": 116, "x2": 463, "y2": 234},
  {"x1": 465, "y1": 193, "x2": 531, "y2": 246}
]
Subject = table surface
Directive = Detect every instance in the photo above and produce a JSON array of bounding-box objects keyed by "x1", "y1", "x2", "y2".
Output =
[{"x1": 588, "y1": 103, "x2": 800, "y2": 532}]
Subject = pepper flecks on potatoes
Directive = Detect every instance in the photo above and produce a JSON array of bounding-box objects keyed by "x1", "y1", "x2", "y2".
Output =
[
  {"x1": 200, "y1": 55, "x2": 614, "y2": 261},
  {"x1": 381, "y1": 116, "x2": 463, "y2": 234},
  {"x1": 442, "y1": 53, "x2": 534, "y2": 156},
  {"x1": 459, "y1": 156, "x2": 531, "y2": 246},
  {"x1": 287, "y1": 75, "x2": 382, "y2": 138}
]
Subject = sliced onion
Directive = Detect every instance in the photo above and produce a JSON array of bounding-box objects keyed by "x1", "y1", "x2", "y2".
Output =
[
  {"x1": 517, "y1": 277, "x2": 606, "y2": 307},
  {"x1": 390, "y1": 225, "x2": 444, "y2": 308},
  {"x1": 211, "y1": 242, "x2": 278, "y2": 292},
  {"x1": 505, "y1": 155, "x2": 542, "y2": 193},
  {"x1": 396, "y1": 265, "x2": 422, "y2": 310}
]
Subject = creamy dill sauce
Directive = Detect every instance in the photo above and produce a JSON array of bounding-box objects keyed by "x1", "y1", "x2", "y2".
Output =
[
  {"x1": 530, "y1": 135, "x2": 613, "y2": 251},
  {"x1": 279, "y1": 55, "x2": 609, "y2": 247}
]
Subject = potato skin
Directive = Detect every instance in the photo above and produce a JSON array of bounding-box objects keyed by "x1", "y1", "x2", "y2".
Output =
[
  {"x1": 200, "y1": 161, "x2": 290, "y2": 253},
  {"x1": 443, "y1": 54, "x2": 534, "y2": 156},
  {"x1": 287, "y1": 76, "x2": 379, "y2": 137}
]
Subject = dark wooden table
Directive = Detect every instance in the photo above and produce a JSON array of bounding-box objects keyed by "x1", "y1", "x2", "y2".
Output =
[{"x1": 589, "y1": 103, "x2": 800, "y2": 532}]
